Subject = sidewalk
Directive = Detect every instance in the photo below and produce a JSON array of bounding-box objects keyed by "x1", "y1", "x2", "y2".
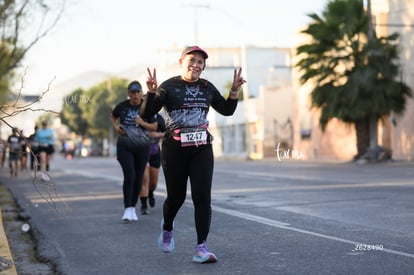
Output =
[
  {"x1": 0, "y1": 181, "x2": 53, "y2": 274},
  {"x1": 0, "y1": 184, "x2": 18, "y2": 275}
]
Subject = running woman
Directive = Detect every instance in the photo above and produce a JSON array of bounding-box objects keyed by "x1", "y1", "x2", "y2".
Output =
[
  {"x1": 7, "y1": 128, "x2": 21, "y2": 178},
  {"x1": 141, "y1": 45, "x2": 246, "y2": 263},
  {"x1": 111, "y1": 81, "x2": 157, "y2": 222},
  {"x1": 35, "y1": 121, "x2": 55, "y2": 181}
]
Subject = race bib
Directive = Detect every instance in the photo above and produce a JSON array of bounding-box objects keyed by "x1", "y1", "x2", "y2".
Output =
[{"x1": 180, "y1": 128, "x2": 207, "y2": 147}]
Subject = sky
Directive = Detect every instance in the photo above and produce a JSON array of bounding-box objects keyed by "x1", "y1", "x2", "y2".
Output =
[{"x1": 20, "y1": 0, "x2": 328, "y2": 94}]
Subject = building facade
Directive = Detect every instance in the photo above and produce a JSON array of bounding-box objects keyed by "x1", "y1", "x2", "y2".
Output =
[{"x1": 387, "y1": 0, "x2": 414, "y2": 160}]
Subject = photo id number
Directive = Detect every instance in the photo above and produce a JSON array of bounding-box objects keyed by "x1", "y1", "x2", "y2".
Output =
[{"x1": 352, "y1": 244, "x2": 383, "y2": 252}]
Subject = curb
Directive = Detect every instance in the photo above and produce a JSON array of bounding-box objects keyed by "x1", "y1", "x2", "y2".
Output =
[{"x1": 0, "y1": 208, "x2": 17, "y2": 275}]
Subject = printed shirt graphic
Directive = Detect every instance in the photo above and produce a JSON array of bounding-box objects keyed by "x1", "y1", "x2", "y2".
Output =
[
  {"x1": 151, "y1": 76, "x2": 238, "y2": 131},
  {"x1": 112, "y1": 100, "x2": 141, "y2": 127},
  {"x1": 8, "y1": 135, "x2": 20, "y2": 152},
  {"x1": 112, "y1": 100, "x2": 156, "y2": 129}
]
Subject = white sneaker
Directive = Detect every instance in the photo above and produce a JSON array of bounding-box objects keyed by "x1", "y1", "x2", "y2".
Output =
[
  {"x1": 122, "y1": 208, "x2": 132, "y2": 222},
  {"x1": 130, "y1": 207, "x2": 138, "y2": 221},
  {"x1": 40, "y1": 172, "x2": 50, "y2": 181}
]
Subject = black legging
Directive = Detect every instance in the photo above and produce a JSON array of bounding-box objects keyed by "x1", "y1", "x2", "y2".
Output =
[
  {"x1": 161, "y1": 137, "x2": 214, "y2": 244},
  {"x1": 117, "y1": 137, "x2": 150, "y2": 208}
]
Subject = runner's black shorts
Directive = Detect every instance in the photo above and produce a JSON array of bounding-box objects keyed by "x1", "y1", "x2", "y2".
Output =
[
  {"x1": 149, "y1": 149, "x2": 161, "y2": 168},
  {"x1": 38, "y1": 144, "x2": 55, "y2": 155}
]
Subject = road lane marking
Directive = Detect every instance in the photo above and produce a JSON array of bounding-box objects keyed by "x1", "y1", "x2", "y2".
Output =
[
  {"x1": 30, "y1": 193, "x2": 122, "y2": 203},
  {"x1": 61, "y1": 169, "x2": 123, "y2": 182},
  {"x1": 60, "y1": 169, "x2": 414, "y2": 192},
  {"x1": 212, "y1": 181, "x2": 414, "y2": 193},
  {"x1": 212, "y1": 205, "x2": 290, "y2": 226},
  {"x1": 211, "y1": 204, "x2": 414, "y2": 259},
  {"x1": 215, "y1": 169, "x2": 414, "y2": 187}
]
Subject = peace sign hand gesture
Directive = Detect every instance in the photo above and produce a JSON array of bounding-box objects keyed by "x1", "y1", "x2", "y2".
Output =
[
  {"x1": 231, "y1": 67, "x2": 246, "y2": 92},
  {"x1": 229, "y1": 68, "x2": 247, "y2": 99},
  {"x1": 146, "y1": 67, "x2": 157, "y2": 93}
]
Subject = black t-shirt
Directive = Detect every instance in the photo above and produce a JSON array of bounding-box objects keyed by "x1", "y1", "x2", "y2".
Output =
[
  {"x1": 112, "y1": 100, "x2": 156, "y2": 128},
  {"x1": 8, "y1": 134, "x2": 20, "y2": 153},
  {"x1": 141, "y1": 76, "x2": 238, "y2": 131}
]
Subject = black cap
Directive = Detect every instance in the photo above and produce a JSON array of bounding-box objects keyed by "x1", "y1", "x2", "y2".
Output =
[{"x1": 127, "y1": 81, "x2": 142, "y2": 92}]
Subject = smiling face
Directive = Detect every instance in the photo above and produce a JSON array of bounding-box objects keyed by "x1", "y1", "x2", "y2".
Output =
[
  {"x1": 128, "y1": 90, "x2": 142, "y2": 105},
  {"x1": 179, "y1": 52, "x2": 206, "y2": 82}
]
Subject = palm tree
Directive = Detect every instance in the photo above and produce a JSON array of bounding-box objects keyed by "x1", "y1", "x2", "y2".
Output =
[{"x1": 295, "y1": 0, "x2": 411, "y2": 160}]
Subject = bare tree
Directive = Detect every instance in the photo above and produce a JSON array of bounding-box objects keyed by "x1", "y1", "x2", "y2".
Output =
[
  {"x1": 0, "y1": 0, "x2": 66, "y2": 101},
  {"x1": 1, "y1": 68, "x2": 69, "y2": 215},
  {"x1": 0, "y1": 0, "x2": 66, "y2": 74},
  {"x1": 0, "y1": 0, "x2": 68, "y2": 215}
]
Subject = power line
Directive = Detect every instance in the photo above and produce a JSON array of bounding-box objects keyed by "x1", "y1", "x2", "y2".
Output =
[{"x1": 375, "y1": 23, "x2": 414, "y2": 28}]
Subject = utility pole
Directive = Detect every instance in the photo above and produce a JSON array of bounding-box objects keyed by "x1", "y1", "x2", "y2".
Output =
[
  {"x1": 182, "y1": 3, "x2": 210, "y2": 44},
  {"x1": 107, "y1": 77, "x2": 114, "y2": 157}
]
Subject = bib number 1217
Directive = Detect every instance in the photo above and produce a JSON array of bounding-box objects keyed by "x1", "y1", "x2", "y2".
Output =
[{"x1": 180, "y1": 128, "x2": 207, "y2": 147}]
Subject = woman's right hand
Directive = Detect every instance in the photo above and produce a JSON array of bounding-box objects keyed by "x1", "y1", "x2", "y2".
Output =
[
  {"x1": 146, "y1": 67, "x2": 157, "y2": 93},
  {"x1": 117, "y1": 126, "x2": 126, "y2": 136}
]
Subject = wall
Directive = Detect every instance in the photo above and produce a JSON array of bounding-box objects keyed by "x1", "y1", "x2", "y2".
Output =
[{"x1": 388, "y1": 0, "x2": 414, "y2": 160}]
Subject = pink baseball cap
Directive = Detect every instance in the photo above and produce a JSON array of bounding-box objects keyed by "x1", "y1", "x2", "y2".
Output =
[{"x1": 181, "y1": 45, "x2": 208, "y2": 59}]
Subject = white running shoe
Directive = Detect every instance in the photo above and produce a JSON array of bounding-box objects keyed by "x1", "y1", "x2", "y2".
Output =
[
  {"x1": 130, "y1": 207, "x2": 138, "y2": 221},
  {"x1": 122, "y1": 208, "x2": 132, "y2": 222},
  {"x1": 40, "y1": 172, "x2": 50, "y2": 181}
]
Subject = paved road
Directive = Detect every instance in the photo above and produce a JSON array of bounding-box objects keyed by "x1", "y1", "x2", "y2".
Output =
[{"x1": 1, "y1": 156, "x2": 413, "y2": 274}]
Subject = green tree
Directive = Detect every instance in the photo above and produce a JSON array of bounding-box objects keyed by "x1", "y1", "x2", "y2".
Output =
[
  {"x1": 0, "y1": 0, "x2": 65, "y2": 104},
  {"x1": 60, "y1": 78, "x2": 129, "y2": 142},
  {"x1": 0, "y1": 77, "x2": 10, "y2": 104},
  {"x1": 82, "y1": 78, "x2": 128, "y2": 139},
  {"x1": 60, "y1": 88, "x2": 89, "y2": 137},
  {"x1": 37, "y1": 112, "x2": 55, "y2": 125},
  {"x1": 81, "y1": 83, "x2": 112, "y2": 139},
  {"x1": 295, "y1": 0, "x2": 411, "y2": 160}
]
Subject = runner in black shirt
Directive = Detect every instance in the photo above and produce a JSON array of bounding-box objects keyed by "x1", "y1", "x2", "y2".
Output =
[
  {"x1": 111, "y1": 81, "x2": 157, "y2": 222},
  {"x1": 7, "y1": 128, "x2": 21, "y2": 178},
  {"x1": 141, "y1": 45, "x2": 246, "y2": 263}
]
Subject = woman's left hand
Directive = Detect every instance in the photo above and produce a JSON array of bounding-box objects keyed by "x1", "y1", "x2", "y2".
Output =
[{"x1": 231, "y1": 68, "x2": 247, "y2": 91}]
